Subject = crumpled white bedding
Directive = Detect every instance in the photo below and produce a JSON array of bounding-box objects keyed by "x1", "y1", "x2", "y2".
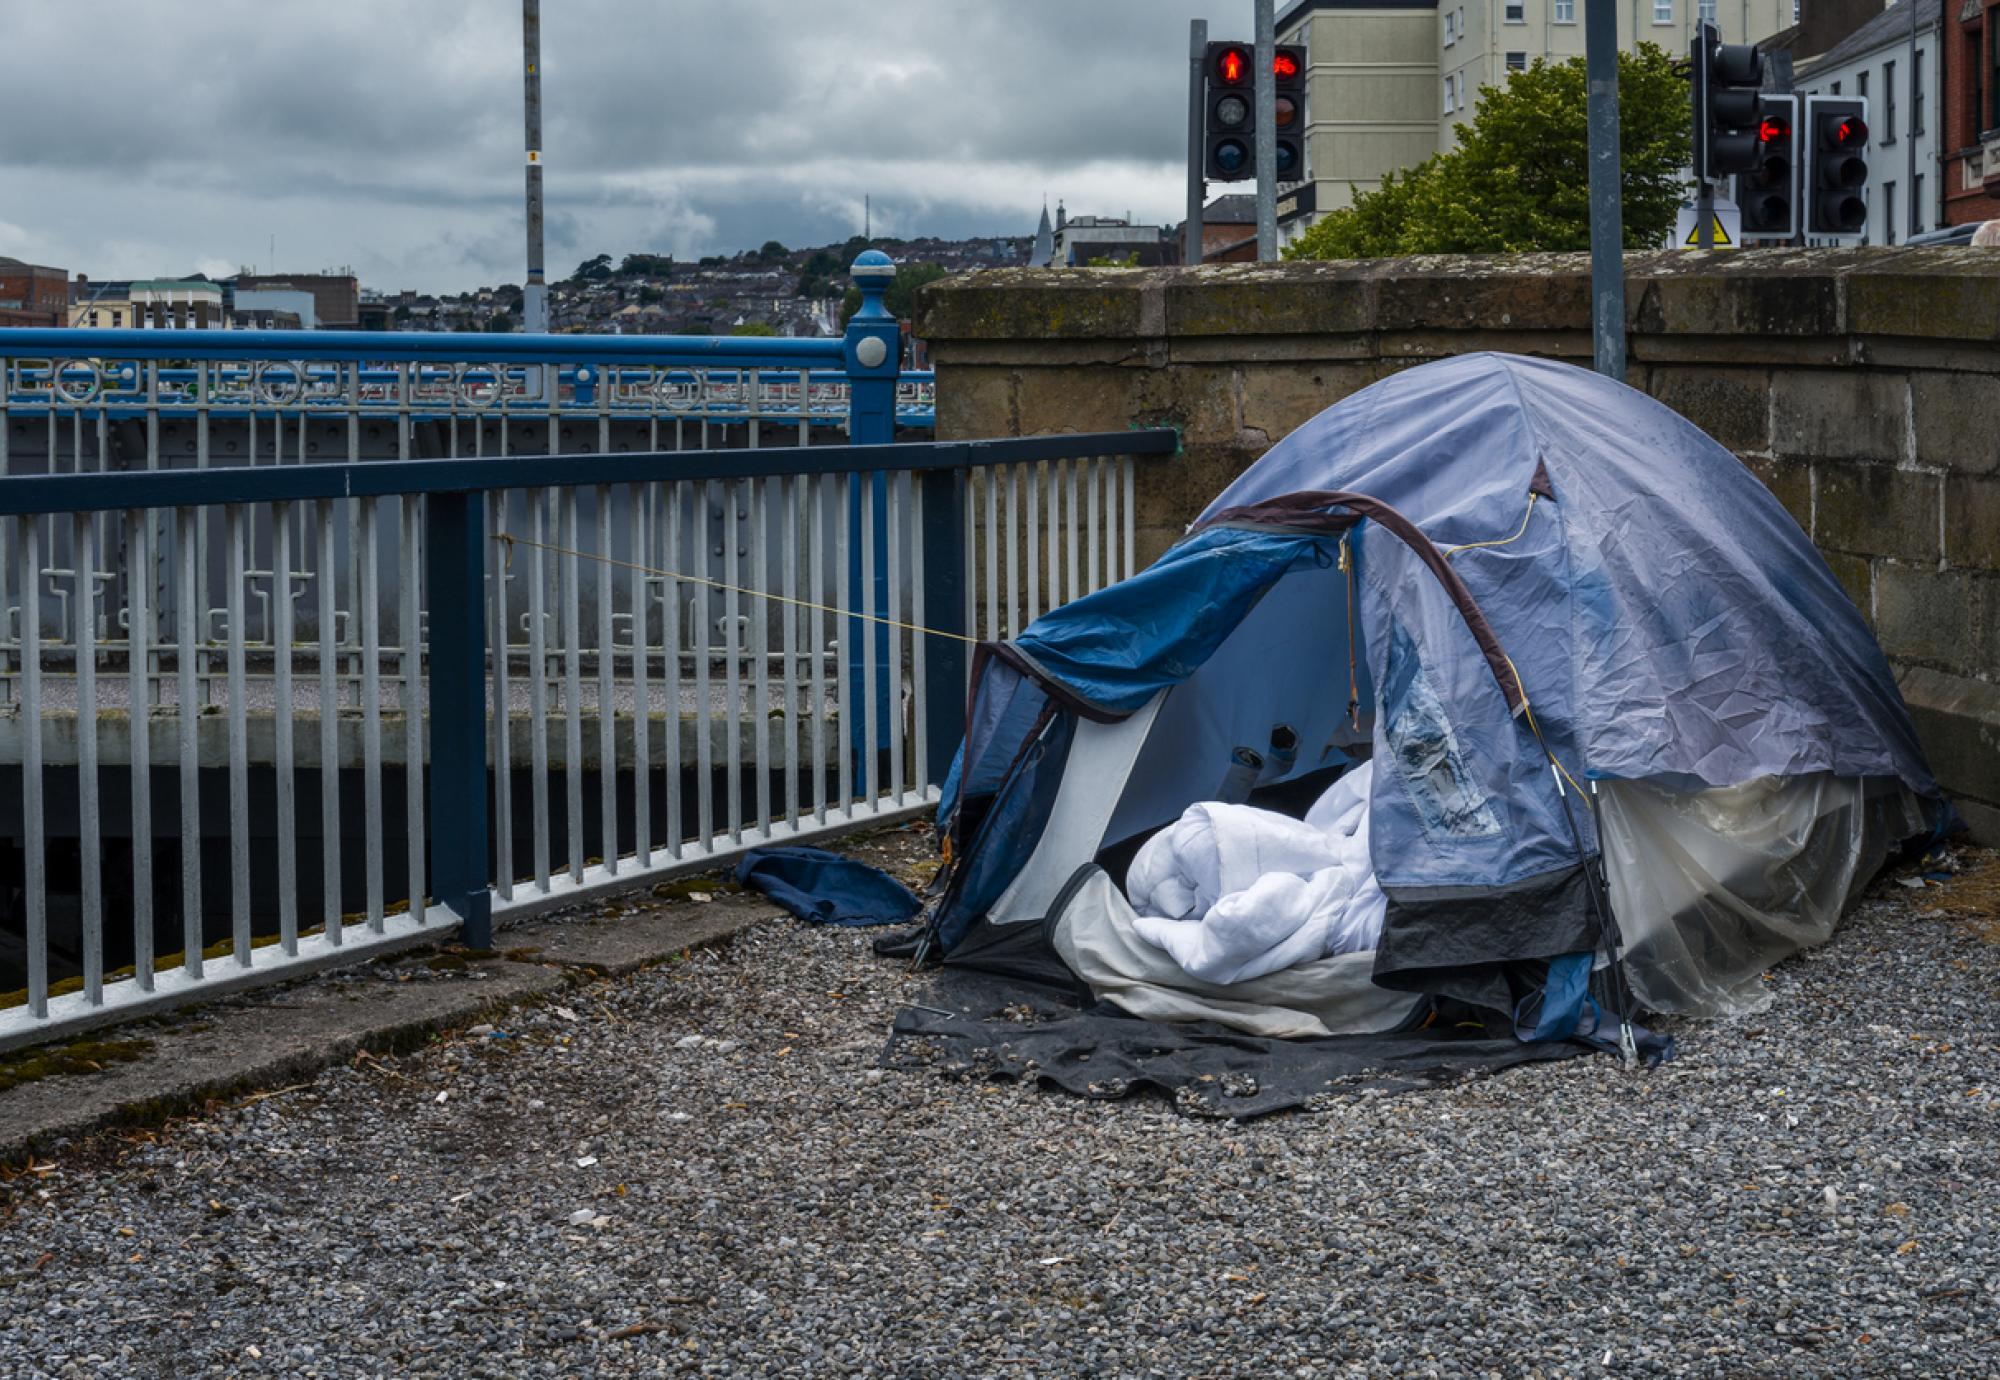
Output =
[{"x1": 1125, "y1": 761, "x2": 1385, "y2": 986}]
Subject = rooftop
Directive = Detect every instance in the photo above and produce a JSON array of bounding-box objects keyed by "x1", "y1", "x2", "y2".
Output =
[{"x1": 1798, "y1": 0, "x2": 1939, "y2": 75}]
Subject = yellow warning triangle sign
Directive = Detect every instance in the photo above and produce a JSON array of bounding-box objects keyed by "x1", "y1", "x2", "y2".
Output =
[{"x1": 1683, "y1": 215, "x2": 1734, "y2": 247}]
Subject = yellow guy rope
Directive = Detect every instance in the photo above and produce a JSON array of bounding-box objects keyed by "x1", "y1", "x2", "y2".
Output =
[
  {"x1": 1443, "y1": 492, "x2": 1538, "y2": 559},
  {"x1": 495, "y1": 532, "x2": 981, "y2": 645}
]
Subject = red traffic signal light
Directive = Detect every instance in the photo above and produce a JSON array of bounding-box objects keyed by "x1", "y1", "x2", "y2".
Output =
[
  {"x1": 1273, "y1": 50, "x2": 1300, "y2": 80},
  {"x1": 1214, "y1": 46, "x2": 1249, "y2": 85},
  {"x1": 1758, "y1": 115, "x2": 1789, "y2": 144},
  {"x1": 1831, "y1": 115, "x2": 1867, "y2": 147}
]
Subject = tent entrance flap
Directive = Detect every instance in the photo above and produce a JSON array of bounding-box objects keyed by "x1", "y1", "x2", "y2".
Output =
[{"x1": 985, "y1": 694, "x2": 1164, "y2": 927}]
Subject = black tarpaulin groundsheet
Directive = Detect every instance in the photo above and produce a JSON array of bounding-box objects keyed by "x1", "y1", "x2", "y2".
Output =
[{"x1": 879, "y1": 963, "x2": 1594, "y2": 1119}]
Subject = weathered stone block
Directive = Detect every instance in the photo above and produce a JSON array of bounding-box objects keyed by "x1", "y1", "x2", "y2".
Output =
[
  {"x1": 1945, "y1": 474, "x2": 2000, "y2": 573},
  {"x1": 1769, "y1": 369, "x2": 1907, "y2": 464},
  {"x1": 1652, "y1": 366, "x2": 1772, "y2": 452},
  {"x1": 1164, "y1": 261, "x2": 1377, "y2": 338},
  {"x1": 1371, "y1": 254, "x2": 1593, "y2": 335},
  {"x1": 1011, "y1": 366, "x2": 1145, "y2": 437},
  {"x1": 934, "y1": 368, "x2": 1015, "y2": 440},
  {"x1": 1897, "y1": 665, "x2": 2000, "y2": 819},
  {"x1": 1740, "y1": 455, "x2": 1814, "y2": 534},
  {"x1": 1630, "y1": 250, "x2": 1848, "y2": 339},
  {"x1": 914, "y1": 270, "x2": 1157, "y2": 343},
  {"x1": 1819, "y1": 550, "x2": 1872, "y2": 620},
  {"x1": 1912, "y1": 371, "x2": 2000, "y2": 474},
  {"x1": 1845, "y1": 250, "x2": 2000, "y2": 342},
  {"x1": 1238, "y1": 363, "x2": 1381, "y2": 442},
  {"x1": 1873, "y1": 563, "x2": 1970, "y2": 669},
  {"x1": 1815, "y1": 465, "x2": 1938, "y2": 560}
]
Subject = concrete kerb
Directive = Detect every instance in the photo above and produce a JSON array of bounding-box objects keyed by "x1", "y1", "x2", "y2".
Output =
[{"x1": 0, "y1": 891, "x2": 780, "y2": 1163}]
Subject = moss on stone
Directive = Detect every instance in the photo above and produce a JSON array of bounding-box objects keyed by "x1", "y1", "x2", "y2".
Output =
[{"x1": 0, "y1": 1037, "x2": 153, "y2": 1094}]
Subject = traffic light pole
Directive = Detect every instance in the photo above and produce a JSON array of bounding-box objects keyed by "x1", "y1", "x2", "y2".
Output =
[
  {"x1": 1187, "y1": 18, "x2": 1207, "y2": 267},
  {"x1": 1254, "y1": 0, "x2": 1278, "y2": 261},
  {"x1": 1697, "y1": 180, "x2": 1715, "y2": 249},
  {"x1": 1583, "y1": 0, "x2": 1626, "y2": 379},
  {"x1": 522, "y1": 0, "x2": 547, "y2": 335}
]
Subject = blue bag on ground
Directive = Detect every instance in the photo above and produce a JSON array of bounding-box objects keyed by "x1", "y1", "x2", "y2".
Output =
[{"x1": 734, "y1": 847, "x2": 922, "y2": 927}]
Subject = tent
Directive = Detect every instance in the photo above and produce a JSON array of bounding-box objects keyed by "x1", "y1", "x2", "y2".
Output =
[{"x1": 914, "y1": 352, "x2": 1948, "y2": 1054}]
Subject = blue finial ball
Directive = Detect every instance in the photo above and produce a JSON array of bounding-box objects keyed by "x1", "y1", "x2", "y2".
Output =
[{"x1": 850, "y1": 249, "x2": 896, "y2": 287}]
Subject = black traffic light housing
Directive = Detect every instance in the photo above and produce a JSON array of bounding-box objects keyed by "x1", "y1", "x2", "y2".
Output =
[
  {"x1": 1691, "y1": 21, "x2": 1764, "y2": 182},
  {"x1": 1805, "y1": 95, "x2": 1869, "y2": 237},
  {"x1": 1204, "y1": 42, "x2": 1306, "y2": 184},
  {"x1": 1736, "y1": 93, "x2": 1798, "y2": 239}
]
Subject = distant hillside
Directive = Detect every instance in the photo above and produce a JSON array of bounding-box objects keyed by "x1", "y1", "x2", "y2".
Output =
[{"x1": 380, "y1": 234, "x2": 1031, "y2": 337}]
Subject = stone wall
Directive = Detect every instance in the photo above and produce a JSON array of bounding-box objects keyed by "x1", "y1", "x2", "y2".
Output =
[{"x1": 915, "y1": 248, "x2": 2000, "y2": 838}]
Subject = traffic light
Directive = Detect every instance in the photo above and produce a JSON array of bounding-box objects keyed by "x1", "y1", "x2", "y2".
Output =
[
  {"x1": 1805, "y1": 95, "x2": 1869, "y2": 237},
  {"x1": 1205, "y1": 42, "x2": 1253, "y2": 180},
  {"x1": 1204, "y1": 42, "x2": 1307, "y2": 184},
  {"x1": 1736, "y1": 94, "x2": 1797, "y2": 238},
  {"x1": 1690, "y1": 21, "x2": 1764, "y2": 182},
  {"x1": 1273, "y1": 44, "x2": 1305, "y2": 184}
]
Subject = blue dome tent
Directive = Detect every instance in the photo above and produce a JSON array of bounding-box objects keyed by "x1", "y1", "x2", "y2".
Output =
[{"x1": 915, "y1": 353, "x2": 1948, "y2": 1051}]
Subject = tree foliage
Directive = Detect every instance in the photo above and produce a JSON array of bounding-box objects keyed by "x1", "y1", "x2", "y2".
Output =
[
  {"x1": 731, "y1": 321, "x2": 779, "y2": 336},
  {"x1": 838, "y1": 262, "x2": 949, "y2": 326},
  {"x1": 1287, "y1": 43, "x2": 1689, "y2": 260},
  {"x1": 569, "y1": 253, "x2": 613, "y2": 282}
]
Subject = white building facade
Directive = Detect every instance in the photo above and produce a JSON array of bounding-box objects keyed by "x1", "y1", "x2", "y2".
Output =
[{"x1": 1795, "y1": 0, "x2": 1942, "y2": 245}]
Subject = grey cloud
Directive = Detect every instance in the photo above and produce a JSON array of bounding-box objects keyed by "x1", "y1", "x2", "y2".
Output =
[{"x1": 0, "y1": 0, "x2": 1252, "y2": 290}]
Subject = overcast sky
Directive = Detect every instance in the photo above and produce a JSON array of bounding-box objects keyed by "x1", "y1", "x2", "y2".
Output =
[{"x1": 0, "y1": 0, "x2": 1254, "y2": 294}]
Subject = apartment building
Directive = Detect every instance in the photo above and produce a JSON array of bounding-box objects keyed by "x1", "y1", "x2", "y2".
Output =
[
  {"x1": 1940, "y1": 0, "x2": 2000, "y2": 225},
  {"x1": 1796, "y1": 0, "x2": 1943, "y2": 244},
  {"x1": 1276, "y1": 0, "x2": 1796, "y2": 241}
]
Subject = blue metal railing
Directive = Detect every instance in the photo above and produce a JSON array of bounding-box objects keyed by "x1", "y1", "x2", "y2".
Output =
[{"x1": 0, "y1": 426, "x2": 1177, "y2": 1050}]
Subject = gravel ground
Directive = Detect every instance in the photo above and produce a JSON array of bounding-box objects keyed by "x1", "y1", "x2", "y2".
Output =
[{"x1": 1, "y1": 853, "x2": 1995, "y2": 1379}]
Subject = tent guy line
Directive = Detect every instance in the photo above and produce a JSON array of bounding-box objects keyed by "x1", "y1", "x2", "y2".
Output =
[{"x1": 492, "y1": 531, "x2": 982, "y2": 645}]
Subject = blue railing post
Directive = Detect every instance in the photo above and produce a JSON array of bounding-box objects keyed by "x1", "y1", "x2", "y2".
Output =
[
  {"x1": 918, "y1": 460, "x2": 970, "y2": 783},
  {"x1": 424, "y1": 490, "x2": 493, "y2": 948},
  {"x1": 844, "y1": 251, "x2": 900, "y2": 759}
]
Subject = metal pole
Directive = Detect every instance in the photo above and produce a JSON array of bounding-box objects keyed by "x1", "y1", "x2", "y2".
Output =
[
  {"x1": 522, "y1": 0, "x2": 548, "y2": 334},
  {"x1": 1186, "y1": 18, "x2": 1208, "y2": 266},
  {"x1": 1254, "y1": 0, "x2": 1278, "y2": 261},
  {"x1": 1583, "y1": 0, "x2": 1626, "y2": 378}
]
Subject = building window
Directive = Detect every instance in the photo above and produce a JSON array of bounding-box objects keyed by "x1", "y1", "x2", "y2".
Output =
[
  {"x1": 1443, "y1": 10, "x2": 1455, "y2": 45},
  {"x1": 1699, "y1": 0, "x2": 1715, "y2": 22},
  {"x1": 1912, "y1": 172, "x2": 1924, "y2": 237},
  {"x1": 1506, "y1": 51, "x2": 1528, "y2": 72},
  {"x1": 87, "y1": 310, "x2": 99, "y2": 327},
  {"x1": 1883, "y1": 182, "x2": 1896, "y2": 245},
  {"x1": 1505, "y1": 0, "x2": 1524, "y2": 22},
  {"x1": 1883, "y1": 60, "x2": 1896, "y2": 142},
  {"x1": 1445, "y1": 77, "x2": 1456, "y2": 113},
  {"x1": 1554, "y1": 0, "x2": 1574, "y2": 21},
  {"x1": 1653, "y1": 0, "x2": 1672, "y2": 24},
  {"x1": 1457, "y1": 72, "x2": 1468, "y2": 108},
  {"x1": 1912, "y1": 50, "x2": 1925, "y2": 134},
  {"x1": 1992, "y1": 15, "x2": 2000, "y2": 130},
  {"x1": 1973, "y1": 34, "x2": 1986, "y2": 142},
  {"x1": 1831, "y1": 79, "x2": 1841, "y2": 95}
]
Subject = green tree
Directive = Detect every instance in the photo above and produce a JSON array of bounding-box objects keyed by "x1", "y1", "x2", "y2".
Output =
[
  {"x1": 1287, "y1": 43, "x2": 1689, "y2": 259},
  {"x1": 838, "y1": 262, "x2": 949, "y2": 326},
  {"x1": 570, "y1": 254, "x2": 613, "y2": 281},
  {"x1": 486, "y1": 313, "x2": 516, "y2": 333},
  {"x1": 758, "y1": 240, "x2": 789, "y2": 260},
  {"x1": 731, "y1": 321, "x2": 779, "y2": 336}
]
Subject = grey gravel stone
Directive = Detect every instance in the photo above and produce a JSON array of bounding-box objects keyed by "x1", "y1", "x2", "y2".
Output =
[{"x1": 0, "y1": 867, "x2": 1995, "y2": 1378}]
